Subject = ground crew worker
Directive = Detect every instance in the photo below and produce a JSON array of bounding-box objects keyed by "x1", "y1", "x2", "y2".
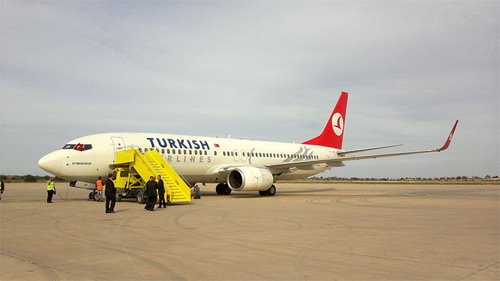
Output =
[
  {"x1": 145, "y1": 176, "x2": 157, "y2": 211},
  {"x1": 157, "y1": 175, "x2": 166, "y2": 208},
  {"x1": 1, "y1": 180, "x2": 4, "y2": 200},
  {"x1": 95, "y1": 176, "x2": 103, "y2": 202},
  {"x1": 105, "y1": 174, "x2": 116, "y2": 213},
  {"x1": 193, "y1": 184, "x2": 201, "y2": 199},
  {"x1": 46, "y1": 178, "x2": 56, "y2": 203}
]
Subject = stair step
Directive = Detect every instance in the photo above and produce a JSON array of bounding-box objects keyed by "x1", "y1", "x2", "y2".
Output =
[{"x1": 113, "y1": 149, "x2": 192, "y2": 203}]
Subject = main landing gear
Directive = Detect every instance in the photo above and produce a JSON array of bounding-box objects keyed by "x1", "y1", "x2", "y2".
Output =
[
  {"x1": 215, "y1": 183, "x2": 277, "y2": 196},
  {"x1": 259, "y1": 185, "x2": 276, "y2": 196},
  {"x1": 215, "y1": 183, "x2": 232, "y2": 195}
]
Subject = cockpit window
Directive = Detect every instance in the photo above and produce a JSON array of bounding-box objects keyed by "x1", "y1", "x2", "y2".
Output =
[{"x1": 62, "y1": 143, "x2": 93, "y2": 151}]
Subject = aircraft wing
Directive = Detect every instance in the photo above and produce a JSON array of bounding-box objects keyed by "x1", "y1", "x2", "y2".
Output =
[
  {"x1": 338, "y1": 144, "x2": 402, "y2": 156},
  {"x1": 266, "y1": 120, "x2": 459, "y2": 171}
]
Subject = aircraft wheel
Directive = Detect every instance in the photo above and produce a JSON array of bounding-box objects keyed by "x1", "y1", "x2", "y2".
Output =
[
  {"x1": 94, "y1": 192, "x2": 101, "y2": 202},
  {"x1": 215, "y1": 183, "x2": 225, "y2": 195},
  {"x1": 89, "y1": 191, "x2": 95, "y2": 200},
  {"x1": 223, "y1": 184, "x2": 232, "y2": 195},
  {"x1": 265, "y1": 185, "x2": 276, "y2": 196},
  {"x1": 258, "y1": 191, "x2": 267, "y2": 196},
  {"x1": 136, "y1": 191, "x2": 146, "y2": 204}
]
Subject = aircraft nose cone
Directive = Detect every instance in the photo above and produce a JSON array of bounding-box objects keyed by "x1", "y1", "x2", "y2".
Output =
[{"x1": 38, "y1": 151, "x2": 62, "y2": 175}]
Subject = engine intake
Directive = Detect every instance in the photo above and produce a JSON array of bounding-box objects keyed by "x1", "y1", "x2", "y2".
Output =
[{"x1": 227, "y1": 166, "x2": 274, "y2": 191}]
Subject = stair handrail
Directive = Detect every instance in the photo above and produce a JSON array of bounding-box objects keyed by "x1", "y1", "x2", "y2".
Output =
[
  {"x1": 143, "y1": 151, "x2": 192, "y2": 188},
  {"x1": 159, "y1": 154, "x2": 192, "y2": 188}
]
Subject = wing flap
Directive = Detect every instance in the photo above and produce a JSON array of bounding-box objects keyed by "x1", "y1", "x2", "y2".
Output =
[{"x1": 338, "y1": 144, "x2": 403, "y2": 156}]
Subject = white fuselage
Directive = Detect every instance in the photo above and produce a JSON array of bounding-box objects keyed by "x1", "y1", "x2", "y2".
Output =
[{"x1": 38, "y1": 133, "x2": 340, "y2": 184}]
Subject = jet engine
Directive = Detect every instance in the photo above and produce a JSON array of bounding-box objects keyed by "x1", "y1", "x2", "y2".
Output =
[{"x1": 227, "y1": 166, "x2": 274, "y2": 191}]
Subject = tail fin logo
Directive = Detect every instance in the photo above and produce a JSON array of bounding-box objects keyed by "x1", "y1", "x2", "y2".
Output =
[
  {"x1": 332, "y1": 113, "x2": 344, "y2": 136},
  {"x1": 302, "y1": 92, "x2": 348, "y2": 149}
]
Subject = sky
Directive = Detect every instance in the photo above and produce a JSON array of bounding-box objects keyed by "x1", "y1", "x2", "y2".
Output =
[{"x1": 1, "y1": 1, "x2": 499, "y2": 179}]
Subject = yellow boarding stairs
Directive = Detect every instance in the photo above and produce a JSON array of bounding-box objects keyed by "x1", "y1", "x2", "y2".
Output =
[{"x1": 113, "y1": 148, "x2": 191, "y2": 204}]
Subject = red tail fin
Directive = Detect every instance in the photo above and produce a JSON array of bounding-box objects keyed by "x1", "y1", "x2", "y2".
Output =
[{"x1": 302, "y1": 92, "x2": 348, "y2": 149}]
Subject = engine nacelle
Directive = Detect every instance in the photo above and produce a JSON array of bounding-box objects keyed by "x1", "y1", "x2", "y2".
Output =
[{"x1": 227, "y1": 166, "x2": 274, "y2": 191}]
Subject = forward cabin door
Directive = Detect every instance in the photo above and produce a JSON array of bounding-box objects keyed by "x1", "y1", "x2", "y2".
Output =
[{"x1": 111, "y1": 137, "x2": 125, "y2": 155}]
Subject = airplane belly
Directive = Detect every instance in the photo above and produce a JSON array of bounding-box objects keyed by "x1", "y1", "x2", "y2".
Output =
[{"x1": 277, "y1": 164, "x2": 330, "y2": 180}]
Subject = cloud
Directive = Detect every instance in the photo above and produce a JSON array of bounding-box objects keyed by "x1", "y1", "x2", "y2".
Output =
[{"x1": 1, "y1": 1, "x2": 498, "y2": 178}]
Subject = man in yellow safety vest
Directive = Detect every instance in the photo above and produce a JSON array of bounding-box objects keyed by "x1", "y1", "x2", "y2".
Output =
[{"x1": 46, "y1": 178, "x2": 56, "y2": 203}]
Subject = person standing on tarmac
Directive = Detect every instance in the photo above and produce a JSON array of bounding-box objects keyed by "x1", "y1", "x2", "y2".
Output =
[
  {"x1": 145, "y1": 176, "x2": 157, "y2": 211},
  {"x1": 95, "y1": 176, "x2": 104, "y2": 202},
  {"x1": 157, "y1": 175, "x2": 166, "y2": 208},
  {"x1": 105, "y1": 174, "x2": 116, "y2": 213},
  {"x1": 46, "y1": 177, "x2": 56, "y2": 203},
  {"x1": 1, "y1": 180, "x2": 4, "y2": 200}
]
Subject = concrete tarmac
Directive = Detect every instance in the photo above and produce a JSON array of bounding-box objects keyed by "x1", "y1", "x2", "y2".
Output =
[{"x1": 0, "y1": 182, "x2": 498, "y2": 280}]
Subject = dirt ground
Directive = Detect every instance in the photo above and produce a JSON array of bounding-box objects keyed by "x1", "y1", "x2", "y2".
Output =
[{"x1": 1, "y1": 182, "x2": 498, "y2": 280}]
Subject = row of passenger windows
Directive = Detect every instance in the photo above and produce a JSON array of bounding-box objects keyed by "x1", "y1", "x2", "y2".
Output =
[
  {"x1": 61, "y1": 144, "x2": 319, "y2": 160},
  {"x1": 140, "y1": 148, "x2": 208, "y2": 156},
  {"x1": 140, "y1": 147, "x2": 319, "y2": 160},
  {"x1": 222, "y1": 151, "x2": 319, "y2": 159}
]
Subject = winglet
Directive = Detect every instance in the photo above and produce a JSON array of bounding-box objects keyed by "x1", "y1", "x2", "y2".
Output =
[{"x1": 434, "y1": 120, "x2": 459, "y2": 152}]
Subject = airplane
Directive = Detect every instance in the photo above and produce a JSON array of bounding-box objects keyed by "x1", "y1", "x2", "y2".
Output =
[{"x1": 38, "y1": 92, "x2": 458, "y2": 197}]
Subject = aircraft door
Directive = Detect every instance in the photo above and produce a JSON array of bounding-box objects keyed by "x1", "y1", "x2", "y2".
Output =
[{"x1": 111, "y1": 137, "x2": 126, "y2": 152}]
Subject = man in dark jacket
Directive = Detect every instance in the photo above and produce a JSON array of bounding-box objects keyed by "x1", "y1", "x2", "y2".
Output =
[
  {"x1": 105, "y1": 174, "x2": 116, "y2": 213},
  {"x1": 145, "y1": 176, "x2": 157, "y2": 211},
  {"x1": 0, "y1": 180, "x2": 4, "y2": 200},
  {"x1": 157, "y1": 175, "x2": 166, "y2": 208}
]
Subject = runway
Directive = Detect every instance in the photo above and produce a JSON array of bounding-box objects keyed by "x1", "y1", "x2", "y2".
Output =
[{"x1": 1, "y1": 182, "x2": 498, "y2": 280}]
